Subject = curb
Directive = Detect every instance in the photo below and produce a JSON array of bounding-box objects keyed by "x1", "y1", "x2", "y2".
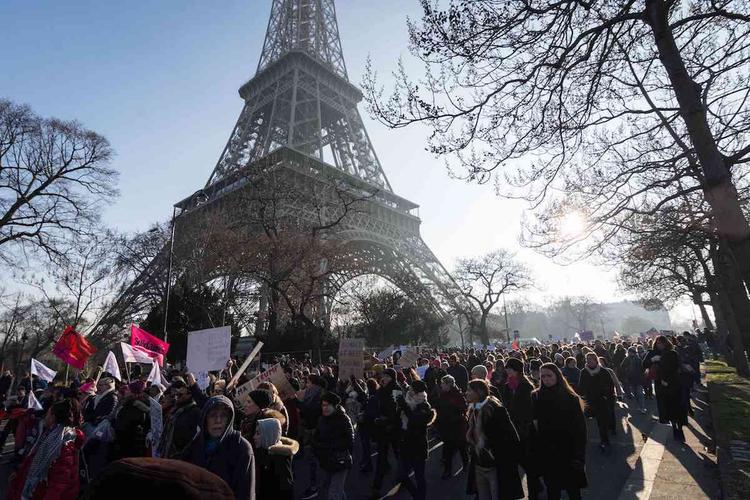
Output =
[{"x1": 616, "y1": 423, "x2": 670, "y2": 500}]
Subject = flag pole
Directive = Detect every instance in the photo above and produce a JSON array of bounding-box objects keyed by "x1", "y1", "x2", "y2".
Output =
[
  {"x1": 125, "y1": 362, "x2": 131, "y2": 383},
  {"x1": 65, "y1": 365, "x2": 69, "y2": 386}
]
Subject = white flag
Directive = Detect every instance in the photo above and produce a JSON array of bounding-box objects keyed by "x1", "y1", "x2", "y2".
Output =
[
  {"x1": 147, "y1": 361, "x2": 165, "y2": 391},
  {"x1": 120, "y1": 342, "x2": 158, "y2": 364},
  {"x1": 30, "y1": 358, "x2": 57, "y2": 383},
  {"x1": 27, "y1": 390, "x2": 43, "y2": 410},
  {"x1": 103, "y1": 351, "x2": 121, "y2": 381}
]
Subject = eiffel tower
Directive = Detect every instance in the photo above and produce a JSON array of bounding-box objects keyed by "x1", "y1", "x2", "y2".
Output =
[{"x1": 94, "y1": 0, "x2": 460, "y2": 342}]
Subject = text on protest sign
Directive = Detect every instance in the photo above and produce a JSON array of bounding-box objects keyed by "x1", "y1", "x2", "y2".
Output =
[
  {"x1": 234, "y1": 364, "x2": 294, "y2": 414},
  {"x1": 398, "y1": 349, "x2": 419, "y2": 369},
  {"x1": 337, "y1": 338, "x2": 365, "y2": 380}
]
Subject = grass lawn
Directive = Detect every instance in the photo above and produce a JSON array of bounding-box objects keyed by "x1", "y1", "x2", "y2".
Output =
[{"x1": 705, "y1": 360, "x2": 750, "y2": 500}]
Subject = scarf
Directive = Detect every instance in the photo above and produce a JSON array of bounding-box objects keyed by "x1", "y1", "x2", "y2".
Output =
[
  {"x1": 507, "y1": 374, "x2": 520, "y2": 391},
  {"x1": 22, "y1": 425, "x2": 77, "y2": 499},
  {"x1": 466, "y1": 399, "x2": 493, "y2": 463},
  {"x1": 585, "y1": 365, "x2": 601, "y2": 376},
  {"x1": 401, "y1": 391, "x2": 427, "y2": 430}
]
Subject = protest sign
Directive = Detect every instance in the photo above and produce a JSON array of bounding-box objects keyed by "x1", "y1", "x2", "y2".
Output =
[
  {"x1": 376, "y1": 345, "x2": 394, "y2": 362},
  {"x1": 398, "y1": 349, "x2": 419, "y2": 368},
  {"x1": 337, "y1": 338, "x2": 364, "y2": 380},
  {"x1": 186, "y1": 326, "x2": 231, "y2": 373},
  {"x1": 234, "y1": 363, "x2": 294, "y2": 414}
]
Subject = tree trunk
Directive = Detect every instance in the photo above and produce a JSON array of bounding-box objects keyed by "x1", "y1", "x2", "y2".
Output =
[
  {"x1": 478, "y1": 313, "x2": 490, "y2": 346},
  {"x1": 695, "y1": 300, "x2": 715, "y2": 331},
  {"x1": 646, "y1": 0, "x2": 750, "y2": 289},
  {"x1": 711, "y1": 243, "x2": 750, "y2": 376}
]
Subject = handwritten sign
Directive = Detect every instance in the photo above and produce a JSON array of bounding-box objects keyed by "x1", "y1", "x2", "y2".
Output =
[
  {"x1": 234, "y1": 364, "x2": 295, "y2": 414},
  {"x1": 398, "y1": 349, "x2": 419, "y2": 369},
  {"x1": 338, "y1": 338, "x2": 364, "y2": 380},
  {"x1": 186, "y1": 326, "x2": 231, "y2": 374}
]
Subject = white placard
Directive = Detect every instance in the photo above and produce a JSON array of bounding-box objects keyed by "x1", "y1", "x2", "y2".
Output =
[{"x1": 186, "y1": 326, "x2": 231, "y2": 373}]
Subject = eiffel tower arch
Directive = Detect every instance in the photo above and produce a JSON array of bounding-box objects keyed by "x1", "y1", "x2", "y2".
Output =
[{"x1": 94, "y1": 0, "x2": 463, "y2": 344}]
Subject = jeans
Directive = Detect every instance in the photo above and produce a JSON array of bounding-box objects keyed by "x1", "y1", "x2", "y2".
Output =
[
  {"x1": 475, "y1": 464, "x2": 499, "y2": 500},
  {"x1": 322, "y1": 468, "x2": 348, "y2": 500},
  {"x1": 398, "y1": 457, "x2": 426, "y2": 500}
]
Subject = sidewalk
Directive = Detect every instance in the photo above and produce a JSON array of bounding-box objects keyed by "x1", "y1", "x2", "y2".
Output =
[{"x1": 618, "y1": 386, "x2": 721, "y2": 500}]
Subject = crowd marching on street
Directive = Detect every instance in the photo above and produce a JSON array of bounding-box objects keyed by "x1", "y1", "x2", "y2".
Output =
[{"x1": 0, "y1": 328, "x2": 710, "y2": 500}]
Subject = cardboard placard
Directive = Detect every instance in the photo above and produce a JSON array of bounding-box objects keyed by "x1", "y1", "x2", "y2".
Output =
[
  {"x1": 234, "y1": 363, "x2": 295, "y2": 414},
  {"x1": 398, "y1": 349, "x2": 419, "y2": 368},
  {"x1": 337, "y1": 338, "x2": 365, "y2": 380},
  {"x1": 186, "y1": 326, "x2": 231, "y2": 373}
]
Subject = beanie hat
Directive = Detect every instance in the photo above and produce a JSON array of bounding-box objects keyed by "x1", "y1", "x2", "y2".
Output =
[
  {"x1": 410, "y1": 380, "x2": 427, "y2": 393},
  {"x1": 321, "y1": 391, "x2": 341, "y2": 406},
  {"x1": 383, "y1": 368, "x2": 397, "y2": 380},
  {"x1": 81, "y1": 458, "x2": 234, "y2": 500},
  {"x1": 504, "y1": 357, "x2": 524, "y2": 374},
  {"x1": 248, "y1": 389, "x2": 272, "y2": 409}
]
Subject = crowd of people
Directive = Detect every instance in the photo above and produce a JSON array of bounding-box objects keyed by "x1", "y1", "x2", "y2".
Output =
[{"x1": 0, "y1": 330, "x2": 708, "y2": 500}]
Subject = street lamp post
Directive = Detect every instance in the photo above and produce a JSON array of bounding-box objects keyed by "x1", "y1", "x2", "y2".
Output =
[{"x1": 503, "y1": 294, "x2": 511, "y2": 343}]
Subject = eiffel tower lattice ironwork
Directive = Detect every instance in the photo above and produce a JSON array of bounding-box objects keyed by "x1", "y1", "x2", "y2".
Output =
[{"x1": 93, "y1": 0, "x2": 463, "y2": 342}]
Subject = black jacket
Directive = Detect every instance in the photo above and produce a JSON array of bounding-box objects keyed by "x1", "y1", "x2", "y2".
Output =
[
  {"x1": 447, "y1": 364, "x2": 469, "y2": 392},
  {"x1": 183, "y1": 395, "x2": 256, "y2": 500},
  {"x1": 312, "y1": 406, "x2": 354, "y2": 472},
  {"x1": 578, "y1": 367, "x2": 615, "y2": 417},
  {"x1": 113, "y1": 395, "x2": 151, "y2": 459},
  {"x1": 397, "y1": 391, "x2": 435, "y2": 460},
  {"x1": 532, "y1": 385, "x2": 587, "y2": 489},
  {"x1": 499, "y1": 376, "x2": 534, "y2": 441},
  {"x1": 162, "y1": 399, "x2": 202, "y2": 458},
  {"x1": 83, "y1": 391, "x2": 118, "y2": 425},
  {"x1": 255, "y1": 436, "x2": 299, "y2": 500},
  {"x1": 372, "y1": 380, "x2": 399, "y2": 440}
]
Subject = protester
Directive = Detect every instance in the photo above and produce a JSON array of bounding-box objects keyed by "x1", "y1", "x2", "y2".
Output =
[
  {"x1": 371, "y1": 367, "x2": 400, "y2": 497},
  {"x1": 112, "y1": 380, "x2": 151, "y2": 459},
  {"x1": 395, "y1": 380, "x2": 435, "y2": 500},
  {"x1": 620, "y1": 347, "x2": 647, "y2": 414},
  {"x1": 297, "y1": 374, "x2": 325, "y2": 500},
  {"x1": 253, "y1": 417, "x2": 299, "y2": 500},
  {"x1": 157, "y1": 377, "x2": 202, "y2": 459},
  {"x1": 643, "y1": 336, "x2": 688, "y2": 441},
  {"x1": 465, "y1": 379, "x2": 523, "y2": 500},
  {"x1": 435, "y1": 374, "x2": 468, "y2": 478},
  {"x1": 352, "y1": 377, "x2": 379, "y2": 473},
  {"x1": 532, "y1": 363, "x2": 587, "y2": 500},
  {"x1": 182, "y1": 395, "x2": 256, "y2": 500},
  {"x1": 578, "y1": 352, "x2": 615, "y2": 451},
  {"x1": 500, "y1": 357, "x2": 541, "y2": 499},
  {"x1": 561, "y1": 357, "x2": 581, "y2": 393},
  {"x1": 313, "y1": 392, "x2": 354, "y2": 500},
  {"x1": 7, "y1": 399, "x2": 85, "y2": 500},
  {"x1": 447, "y1": 355, "x2": 469, "y2": 392}
]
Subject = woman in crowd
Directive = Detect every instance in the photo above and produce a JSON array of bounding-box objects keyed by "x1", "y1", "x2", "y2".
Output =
[
  {"x1": 8, "y1": 399, "x2": 85, "y2": 500},
  {"x1": 643, "y1": 336, "x2": 687, "y2": 441},
  {"x1": 313, "y1": 392, "x2": 354, "y2": 500},
  {"x1": 500, "y1": 358, "x2": 541, "y2": 500},
  {"x1": 561, "y1": 357, "x2": 581, "y2": 393},
  {"x1": 253, "y1": 417, "x2": 299, "y2": 500},
  {"x1": 578, "y1": 352, "x2": 615, "y2": 450},
  {"x1": 395, "y1": 380, "x2": 435, "y2": 500},
  {"x1": 465, "y1": 379, "x2": 523, "y2": 500},
  {"x1": 436, "y1": 374, "x2": 468, "y2": 478},
  {"x1": 621, "y1": 347, "x2": 647, "y2": 414},
  {"x1": 182, "y1": 395, "x2": 256, "y2": 500},
  {"x1": 532, "y1": 363, "x2": 587, "y2": 500},
  {"x1": 352, "y1": 377, "x2": 379, "y2": 473},
  {"x1": 112, "y1": 380, "x2": 151, "y2": 459}
]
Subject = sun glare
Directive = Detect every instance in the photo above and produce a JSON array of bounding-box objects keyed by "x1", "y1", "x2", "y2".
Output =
[{"x1": 560, "y1": 211, "x2": 586, "y2": 238}]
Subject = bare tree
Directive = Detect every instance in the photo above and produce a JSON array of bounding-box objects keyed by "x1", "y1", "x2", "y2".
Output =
[
  {"x1": 453, "y1": 249, "x2": 532, "y2": 345},
  {"x1": 0, "y1": 99, "x2": 118, "y2": 264},
  {"x1": 364, "y1": 1, "x2": 750, "y2": 288}
]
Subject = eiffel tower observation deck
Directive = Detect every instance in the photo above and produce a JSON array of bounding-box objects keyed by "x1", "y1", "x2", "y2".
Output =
[{"x1": 94, "y1": 0, "x2": 462, "y2": 341}]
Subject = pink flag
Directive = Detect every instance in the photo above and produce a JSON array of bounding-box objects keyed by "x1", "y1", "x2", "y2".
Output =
[{"x1": 131, "y1": 325, "x2": 169, "y2": 357}]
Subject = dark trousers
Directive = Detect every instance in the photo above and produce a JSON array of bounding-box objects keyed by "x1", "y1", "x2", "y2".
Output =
[
  {"x1": 373, "y1": 437, "x2": 398, "y2": 490},
  {"x1": 441, "y1": 440, "x2": 468, "y2": 472},
  {"x1": 519, "y1": 442, "x2": 542, "y2": 499},
  {"x1": 594, "y1": 411, "x2": 611, "y2": 445},
  {"x1": 398, "y1": 456, "x2": 426, "y2": 500},
  {"x1": 358, "y1": 426, "x2": 372, "y2": 469},
  {"x1": 545, "y1": 482, "x2": 582, "y2": 500}
]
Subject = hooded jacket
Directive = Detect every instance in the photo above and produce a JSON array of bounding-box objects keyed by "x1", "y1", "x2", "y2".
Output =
[
  {"x1": 255, "y1": 432, "x2": 299, "y2": 500},
  {"x1": 182, "y1": 396, "x2": 256, "y2": 500}
]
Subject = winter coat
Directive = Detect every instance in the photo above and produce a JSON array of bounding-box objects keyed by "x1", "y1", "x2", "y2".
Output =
[
  {"x1": 465, "y1": 397, "x2": 523, "y2": 500},
  {"x1": 282, "y1": 397, "x2": 300, "y2": 440},
  {"x1": 112, "y1": 395, "x2": 151, "y2": 459},
  {"x1": 499, "y1": 376, "x2": 535, "y2": 441},
  {"x1": 372, "y1": 380, "x2": 399, "y2": 441},
  {"x1": 620, "y1": 353, "x2": 645, "y2": 386},
  {"x1": 83, "y1": 391, "x2": 117, "y2": 426},
  {"x1": 578, "y1": 367, "x2": 615, "y2": 418},
  {"x1": 532, "y1": 385, "x2": 587, "y2": 490},
  {"x1": 7, "y1": 428, "x2": 85, "y2": 500},
  {"x1": 447, "y1": 364, "x2": 469, "y2": 392},
  {"x1": 312, "y1": 406, "x2": 354, "y2": 472},
  {"x1": 643, "y1": 349, "x2": 687, "y2": 425},
  {"x1": 182, "y1": 395, "x2": 256, "y2": 500},
  {"x1": 161, "y1": 399, "x2": 202, "y2": 459},
  {"x1": 255, "y1": 436, "x2": 299, "y2": 500},
  {"x1": 561, "y1": 366, "x2": 581, "y2": 391},
  {"x1": 297, "y1": 384, "x2": 322, "y2": 430},
  {"x1": 435, "y1": 387, "x2": 468, "y2": 446},
  {"x1": 397, "y1": 391, "x2": 436, "y2": 460}
]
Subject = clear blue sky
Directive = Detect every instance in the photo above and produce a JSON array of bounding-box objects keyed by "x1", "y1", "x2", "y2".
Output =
[{"x1": 1, "y1": 0, "x2": 694, "y2": 324}]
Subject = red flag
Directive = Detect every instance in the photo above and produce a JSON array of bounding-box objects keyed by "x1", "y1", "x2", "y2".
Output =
[
  {"x1": 511, "y1": 340, "x2": 519, "y2": 350},
  {"x1": 52, "y1": 326, "x2": 96, "y2": 370},
  {"x1": 131, "y1": 325, "x2": 170, "y2": 358}
]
